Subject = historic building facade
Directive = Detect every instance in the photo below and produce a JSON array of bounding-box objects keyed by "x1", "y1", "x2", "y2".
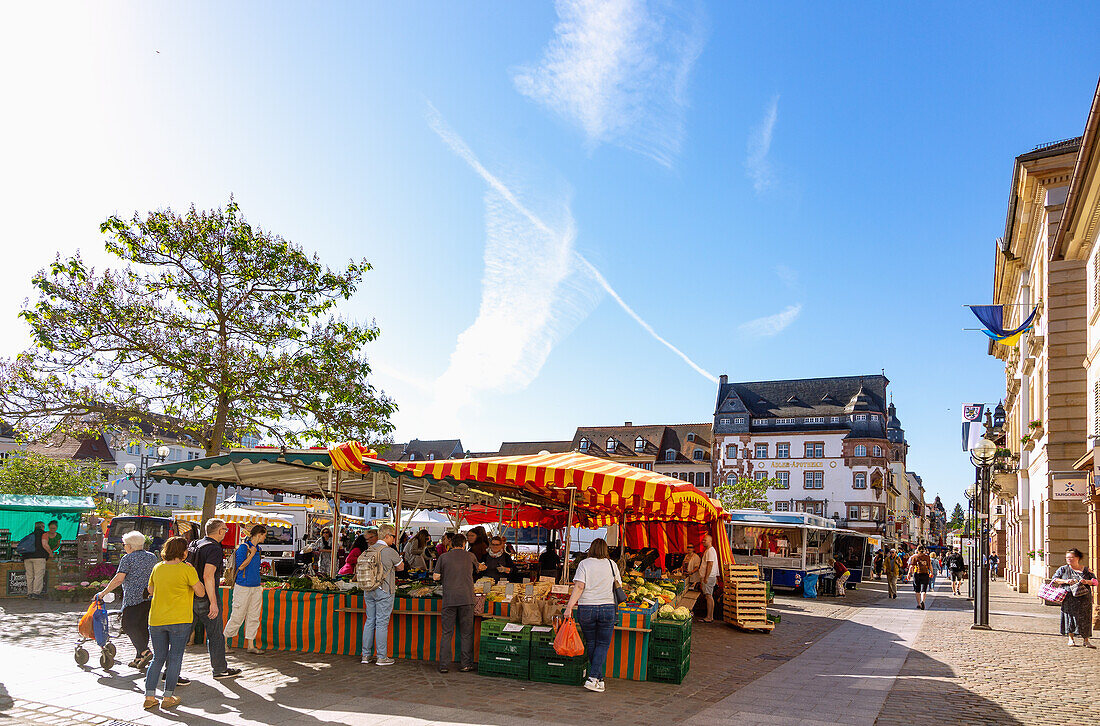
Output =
[
  {"x1": 569, "y1": 422, "x2": 713, "y2": 493},
  {"x1": 990, "y1": 136, "x2": 1089, "y2": 594},
  {"x1": 711, "y1": 374, "x2": 901, "y2": 537}
]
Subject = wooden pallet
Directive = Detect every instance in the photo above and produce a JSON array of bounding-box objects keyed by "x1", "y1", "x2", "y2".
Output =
[{"x1": 731, "y1": 618, "x2": 775, "y2": 633}]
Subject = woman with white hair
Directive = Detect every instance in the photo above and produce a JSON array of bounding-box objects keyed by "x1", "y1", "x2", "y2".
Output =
[{"x1": 97, "y1": 530, "x2": 160, "y2": 669}]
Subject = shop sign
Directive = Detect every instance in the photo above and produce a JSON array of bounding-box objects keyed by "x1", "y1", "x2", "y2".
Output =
[{"x1": 1051, "y1": 472, "x2": 1088, "y2": 500}]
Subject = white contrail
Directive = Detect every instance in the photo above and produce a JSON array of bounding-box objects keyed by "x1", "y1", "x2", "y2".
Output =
[
  {"x1": 573, "y1": 254, "x2": 717, "y2": 383},
  {"x1": 427, "y1": 102, "x2": 717, "y2": 385}
]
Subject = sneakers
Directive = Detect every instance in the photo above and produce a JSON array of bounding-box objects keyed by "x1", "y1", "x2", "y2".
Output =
[
  {"x1": 213, "y1": 668, "x2": 242, "y2": 680},
  {"x1": 375, "y1": 657, "x2": 395, "y2": 666},
  {"x1": 143, "y1": 696, "x2": 159, "y2": 710},
  {"x1": 438, "y1": 664, "x2": 449, "y2": 673},
  {"x1": 161, "y1": 695, "x2": 181, "y2": 709},
  {"x1": 583, "y1": 677, "x2": 604, "y2": 693},
  {"x1": 161, "y1": 675, "x2": 190, "y2": 686},
  {"x1": 362, "y1": 655, "x2": 376, "y2": 665},
  {"x1": 458, "y1": 664, "x2": 475, "y2": 672}
]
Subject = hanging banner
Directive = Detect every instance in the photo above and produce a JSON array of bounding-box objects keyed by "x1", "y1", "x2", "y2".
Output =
[{"x1": 962, "y1": 404, "x2": 985, "y2": 452}]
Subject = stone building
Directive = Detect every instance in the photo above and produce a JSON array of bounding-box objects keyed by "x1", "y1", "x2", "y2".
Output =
[
  {"x1": 569, "y1": 422, "x2": 713, "y2": 493},
  {"x1": 989, "y1": 135, "x2": 1089, "y2": 594}
]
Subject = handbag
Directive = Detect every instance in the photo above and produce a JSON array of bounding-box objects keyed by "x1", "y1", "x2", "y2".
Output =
[
  {"x1": 1038, "y1": 581, "x2": 1067, "y2": 604},
  {"x1": 609, "y1": 560, "x2": 627, "y2": 606}
]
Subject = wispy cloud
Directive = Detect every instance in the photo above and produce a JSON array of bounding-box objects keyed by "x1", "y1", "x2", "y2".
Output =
[
  {"x1": 746, "y1": 94, "x2": 779, "y2": 191},
  {"x1": 739, "y1": 304, "x2": 801, "y2": 338},
  {"x1": 425, "y1": 103, "x2": 717, "y2": 422},
  {"x1": 512, "y1": 0, "x2": 706, "y2": 167}
]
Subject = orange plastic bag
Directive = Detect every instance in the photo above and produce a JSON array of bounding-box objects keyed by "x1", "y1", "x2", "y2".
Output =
[
  {"x1": 553, "y1": 616, "x2": 585, "y2": 657},
  {"x1": 77, "y1": 600, "x2": 98, "y2": 640}
]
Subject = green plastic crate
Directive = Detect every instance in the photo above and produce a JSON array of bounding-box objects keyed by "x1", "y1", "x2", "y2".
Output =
[
  {"x1": 650, "y1": 617, "x2": 692, "y2": 645},
  {"x1": 647, "y1": 653, "x2": 690, "y2": 684},
  {"x1": 648, "y1": 636, "x2": 691, "y2": 663},
  {"x1": 478, "y1": 652, "x2": 530, "y2": 680},
  {"x1": 530, "y1": 656, "x2": 588, "y2": 686},
  {"x1": 480, "y1": 621, "x2": 532, "y2": 657}
]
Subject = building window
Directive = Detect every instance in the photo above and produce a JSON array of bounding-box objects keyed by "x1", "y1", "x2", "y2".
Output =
[
  {"x1": 872, "y1": 445, "x2": 882, "y2": 457},
  {"x1": 579, "y1": 438, "x2": 589, "y2": 452},
  {"x1": 775, "y1": 501, "x2": 791, "y2": 512},
  {"x1": 831, "y1": 416, "x2": 840, "y2": 423},
  {"x1": 894, "y1": 450, "x2": 902, "y2": 462},
  {"x1": 664, "y1": 449, "x2": 675, "y2": 462},
  {"x1": 803, "y1": 471, "x2": 824, "y2": 489},
  {"x1": 848, "y1": 505, "x2": 860, "y2": 520},
  {"x1": 726, "y1": 444, "x2": 738, "y2": 458},
  {"x1": 854, "y1": 445, "x2": 867, "y2": 457},
  {"x1": 686, "y1": 433, "x2": 695, "y2": 442},
  {"x1": 776, "y1": 418, "x2": 796, "y2": 425},
  {"x1": 756, "y1": 419, "x2": 768, "y2": 426},
  {"x1": 804, "y1": 417, "x2": 825, "y2": 424},
  {"x1": 184, "y1": 496, "x2": 198, "y2": 508},
  {"x1": 726, "y1": 474, "x2": 736, "y2": 486},
  {"x1": 861, "y1": 505, "x2": 871, "y2": 520},
  {"x1": 853, "y1": 472, "x2": 867, "y2": 489},
  {"x1": 720, "y1": 418, "x2": 730, "y2": 425},
  {"x1": 607, "y1": 437, "x2": 616, "y2": 452},
  {"x1": 428, "y1": 453, "x2": 435, "y2": 461},
  {"x1": 700, "y1": 471, "x2": 709, "y2": 487},
  {"x1": 754, "y1": 471, "x2": 768, "y2": 481},
  {"x1": 775, "y1": 471, "x2": 790, "y2": 489},
  {"x1": 634, "y1": 436, "x2": 645, "y2": 451},
  {"x1": 693, "y1": 449, "x2": 704, "y2": 460},
  {"x1": 804, "y1": 442, "x2": 824, "y2": 458},
  {"x1": 870, "y1": 415, "x2": 879, "y2": 421},
  {"x1": 855, "y1": 414, "x2": 867, "y2": 421},
  {"x1": 776, "y1": 443, "x2": 790, "y2": 459},
  {"x1": 755, "y1": 443, "x2": 768, "y2": 458},
  {"x1": 734, "y1": 417, "x2": 746, "y2": 425}
]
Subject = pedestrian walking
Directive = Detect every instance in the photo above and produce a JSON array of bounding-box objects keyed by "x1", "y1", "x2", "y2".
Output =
[
  {"x1": 96, "y1": 530, "x2": 157, "y2": 669},
  {"x1": 357, "y1": 523, "x2": 404, "y2": 666},
  {"x1": 989, "y1": 553, "x2": 999, "y2": 581},
  {"x1": 18, "y1": 522, "x2": 50, "y2": 599},
  {"x1": 832, "y1": 556, "x2": 850, "y2": 597},
  {"x1": 564, "y1": 538, "x2": 622, "y2": 693},
  {"x1": 433, "y1": 531, "x2": 484, "y2": 673},
  {"x1": 187, "y1": 518, "x2": 241, "y2": 680},
  {"x1": 946, "y1": 549, "x2": 965, "y2": 595},
  {"x1": 144, "y1": 536, "x2": 205, "y2": 711},
  {"x1": 1050, "y1": 547, "x2": 1098, "y2": 648},
  {"x1": 883, "y1": 548, "x2": 902, "y2": 599},
  {"x1": 907, "y1": 545, "x2": 934, "y2": 610},
  {"x1": 224, "y1": 524, "x2": 267, "y2": 654},
  {"x1": 872, "y1": 550, "x2": 884, "y2": 580}
]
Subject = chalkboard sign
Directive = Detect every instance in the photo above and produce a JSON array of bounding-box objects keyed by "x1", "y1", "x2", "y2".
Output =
[{"x1": 8, "y1": 569, "x2": 27, "y2": 596}]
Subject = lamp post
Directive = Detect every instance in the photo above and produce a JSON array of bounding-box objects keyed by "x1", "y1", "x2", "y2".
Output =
[
  {"x1": 964, "y1": 484, "x2": 976, "y2": 600},
  {"x1": 123, "y1": 445, "x2": 171, "y2": 516},
  {"x1": 969, "y1": 437, "x2": 997, "y2": 630}
]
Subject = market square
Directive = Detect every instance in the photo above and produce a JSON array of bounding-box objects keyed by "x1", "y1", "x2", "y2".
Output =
[{"x1": 2, "y1": 3, "x2": 1100, "y2": 725}]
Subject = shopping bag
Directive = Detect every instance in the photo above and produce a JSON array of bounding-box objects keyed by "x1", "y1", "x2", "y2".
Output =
[
  {"x1": 1038, "y1": 581, "x2": 1067, "y2": 604},
  {"x1": 553, "y1": 616, "x2": 585, "y2": 657},
  {"x1": 77, "y1": 600, "x2": 99, "y2": 640},
  {"x1": 520, "y1": 599, "x2": 543, "y2": 626}
]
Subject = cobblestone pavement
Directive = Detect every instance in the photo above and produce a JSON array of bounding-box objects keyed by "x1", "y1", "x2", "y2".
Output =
[
  {"x1": 876, "y1": 579, "x2": 1099, "y2": 726},
  {"x1": 4, "y1": 578, "x2": 1089, "y2": 725}
]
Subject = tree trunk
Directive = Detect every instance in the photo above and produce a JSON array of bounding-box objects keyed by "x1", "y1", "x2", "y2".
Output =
[{"x1": 201, "y1": 392, "x2": 230, "y2": 525}]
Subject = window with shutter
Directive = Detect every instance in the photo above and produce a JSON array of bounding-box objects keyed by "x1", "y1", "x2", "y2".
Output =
[{"x1": 1094, "y1": 380, "x2": 1100, "y2": 435}]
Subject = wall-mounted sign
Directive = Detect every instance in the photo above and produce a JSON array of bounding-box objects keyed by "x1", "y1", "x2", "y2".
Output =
[{"x1": 1051, "y1": 472, "x2": 1088, "y2": 500}]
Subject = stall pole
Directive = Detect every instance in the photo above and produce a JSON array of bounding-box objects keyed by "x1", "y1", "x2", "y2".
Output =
[
  {"x1": 395, "y1": 474, "x2": 403, "y2": 544},
  {"x1": 560, "y1": 487, "x2": 576, "y2": 584},
  {"x1": 330, "y1": 470, "x2": 342, "y2": 579}
]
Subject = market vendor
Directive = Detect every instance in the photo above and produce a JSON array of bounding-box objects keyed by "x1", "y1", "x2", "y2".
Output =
[
  {"x1": 302, "y1": 527, "x2": 333, "y2": 574},
  {"x1": 681, "y1": 542, "x2": 701, "y2": 586},
  {"x1": 481, "y1": 536, "x2": 514, "y2": 581}
]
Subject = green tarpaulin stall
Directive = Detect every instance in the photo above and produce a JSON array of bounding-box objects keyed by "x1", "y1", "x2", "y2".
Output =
[{"x1": 0, "y1": 495, "x2": 94, "y2": 542}]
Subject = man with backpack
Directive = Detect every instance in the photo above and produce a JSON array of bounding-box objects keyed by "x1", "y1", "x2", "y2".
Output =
[
  {"x1": 883, "y1": 548, "x2": 903, "y2": 599},
  {"x1": 907, "y1": 545, "x2": 934, "y2": 610},
  {"x1": 356, "y1": 523, "x2": 403, "y2": 666},
  {"x1": 946, "y1": 549, "x2": 965, "y2": 595},
  {"x1": 187, "y1": 518, "x2": 241, "y2": 680}
]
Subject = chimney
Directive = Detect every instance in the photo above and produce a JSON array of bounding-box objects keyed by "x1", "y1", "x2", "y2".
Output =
[
  {"x1": 624, "y1": 421, "x2": 632, "y2": 427},
  {"x1": 719, "y1": 374, "x2": 728, "y2": 386}
]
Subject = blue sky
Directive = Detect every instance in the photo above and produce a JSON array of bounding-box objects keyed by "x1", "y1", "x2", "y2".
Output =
[{"x1": 2, "y1": 2, "x2": 1099, "y2": 513}]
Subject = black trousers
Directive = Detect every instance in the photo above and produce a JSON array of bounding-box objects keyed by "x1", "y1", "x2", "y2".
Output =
[
  {"x1": 121, "y1": 600, "x2": 151, "y2": 656},
  {"x1": 440, "y1": 604, "x2": 474, "y2": 668}
]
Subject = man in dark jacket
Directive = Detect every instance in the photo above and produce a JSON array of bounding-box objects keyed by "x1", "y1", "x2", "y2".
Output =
[{"x1": 433, "y1": 533, "x2": 486, "y2": 673}]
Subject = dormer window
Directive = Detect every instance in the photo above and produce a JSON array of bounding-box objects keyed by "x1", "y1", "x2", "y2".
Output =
[
  {"x1": 854, "y1": 445, "x2": 867, "y2": 457},
  {"x1": 408, "y1": 453, "x2": 416, "y2": 461},
  {"x1": 606, "y1": 437, "x2": 616, "y2": 452},
  {"x1": 872, "y1": 445, "x2": 882, "y2": 458},
  {"x1": 720, "y1": 418, "x2": 731, "y2": 425},
  {"x1": 686, "y1": 433, "x2": 695, "y2": 442},
  {"x1": 579, "y1": 438, "x2": 589, "y2": 452},
  {"x1": 428, "y1": 453, "x2": 435, "y2": 461},
  {"x1": 664, "y1": 449, "x2": 675, "y2": 462},
  {"x1": 634, "y1": 436, "x2": 644, "y2": 452},
  {"x1": 693, "y1": 450, "x2": 704, "y2": 461}
]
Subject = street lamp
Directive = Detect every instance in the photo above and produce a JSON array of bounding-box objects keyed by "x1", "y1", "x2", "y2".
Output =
[
  {"x1": 964, "y1": 484, "x2": 976, "y2": 601},
  {"x1": 969, "y1": 437, "x2": 996, "y2": 631},
  {"x1": 124, "y1": 445, "x2": 171, "y2": 516}
]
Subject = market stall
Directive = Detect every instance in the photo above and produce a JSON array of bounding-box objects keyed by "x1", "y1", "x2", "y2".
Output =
[
  {"x1": 152, "y1": 445, "x2": 717, "y2": 683},
  {"x1": 0, "y1": 495, "x2": 93, "y2": 598}
]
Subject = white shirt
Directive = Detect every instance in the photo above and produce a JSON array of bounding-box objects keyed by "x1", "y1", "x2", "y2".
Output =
[
  {"x1": 700, "y1": 546, "x2": 718, "y2": 582},
  {"x1": 573, "y1": 557, "x2": 621, "y2": 606}
]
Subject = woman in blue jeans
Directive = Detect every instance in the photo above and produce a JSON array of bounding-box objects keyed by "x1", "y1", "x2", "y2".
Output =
[
  {"x1": 144, "y1": 536, "x2": 205, "y2": 710},
  {"x1": 564, "y1": 538, "x2": 621, "y2": 693}
]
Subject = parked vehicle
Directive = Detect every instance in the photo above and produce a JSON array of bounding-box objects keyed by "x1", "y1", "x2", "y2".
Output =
[{"x1": 103, "y1": 516, "x2": 180, "y2": 562}]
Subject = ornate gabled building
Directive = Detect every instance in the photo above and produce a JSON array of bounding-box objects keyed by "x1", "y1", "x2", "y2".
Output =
[
  {"x1": 570, "y1": 422, "x2": 713, "y2": 492},
  {"x1": 712, "y1": 374, "x2": 901, "y2": 538}
]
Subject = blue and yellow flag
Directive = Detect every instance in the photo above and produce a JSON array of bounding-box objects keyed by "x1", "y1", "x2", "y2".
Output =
[{"x1": 968, "y1": 305, "x2": 1037, "y2": 346}]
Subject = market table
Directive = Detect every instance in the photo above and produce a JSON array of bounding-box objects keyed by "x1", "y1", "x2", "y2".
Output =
[{"x1": 218, "y1": 589, "x2": 655, "y2": 680}]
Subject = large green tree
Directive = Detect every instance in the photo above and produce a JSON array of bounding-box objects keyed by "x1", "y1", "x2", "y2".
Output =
[
  {"x1": 949, "y1": 503, "x2": 965, "y2": 529},
  {"x1": 0, "y1": 452, "x2": 106, "y2": 497},
  {"x1": 713, "y1": 475, "x2": 780, "y2": 513},
  {"x1": 0, "y1": 199, "x2": 396, "y2": 522}
]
